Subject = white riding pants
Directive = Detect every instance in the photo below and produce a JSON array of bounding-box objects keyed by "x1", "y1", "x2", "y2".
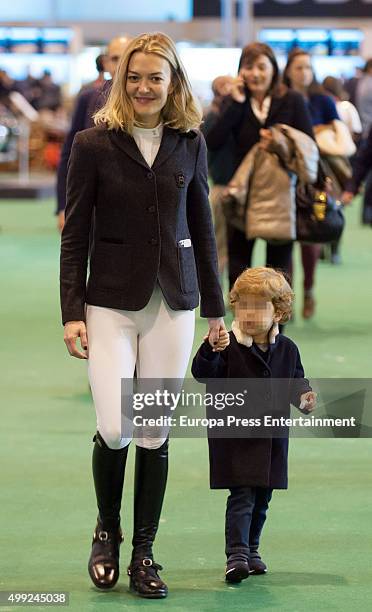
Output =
[{"x1": 86, "y1": 285, "x2": 195, "y2": 450}]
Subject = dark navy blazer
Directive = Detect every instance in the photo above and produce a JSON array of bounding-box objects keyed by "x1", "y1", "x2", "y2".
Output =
[{"x1": 60, "y1": 125, "x2": 225, "y2": 324}]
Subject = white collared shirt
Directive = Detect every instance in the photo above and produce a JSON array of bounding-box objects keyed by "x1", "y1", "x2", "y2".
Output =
[
  {"x1": 132, "y1": 123, "x2": 163, "y2": 167},
  {"x1": 250, "y1": 96, "x2": 271, "y2": 124}
]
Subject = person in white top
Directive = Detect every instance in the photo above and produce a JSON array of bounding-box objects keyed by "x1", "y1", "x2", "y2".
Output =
[
  {"x1": 322, "y1": 76, "x2": 362, "y2": 263},
  {"x1": 323, "y1": 76, "x2": 362, "y2": 141}
]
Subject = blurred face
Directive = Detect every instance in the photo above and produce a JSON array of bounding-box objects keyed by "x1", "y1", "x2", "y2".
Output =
[
  {"x1": 235, "y1": 295, "x2": 280, "y2": 337},
  {"x1": 106, "y1": 37, "x2": 131, "y2": 78},
  {"x1": 240, "y1": 54, "x2": 274, "y2": 98},
  {"x1": 126, "y1": 52, "x2": 173, "y2": 128},
  {"x1": 212, "y1": 75, "x2": 235, "y2": 99},
  {"x1": 287, "y1": 54, "x2": 313, "y2": 91}
]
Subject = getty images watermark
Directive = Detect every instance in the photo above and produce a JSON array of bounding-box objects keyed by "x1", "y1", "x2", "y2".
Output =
[{"x1": 119, "y1": 378, "x2": 372, "y2": 439}]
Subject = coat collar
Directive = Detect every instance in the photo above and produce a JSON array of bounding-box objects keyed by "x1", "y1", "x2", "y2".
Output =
[
  {"x1": 108, "y1": 125, "x2": 180, "y2": 170},
  {"x1": 231, "y1": 320, "x2": 279, "y2": 348}
]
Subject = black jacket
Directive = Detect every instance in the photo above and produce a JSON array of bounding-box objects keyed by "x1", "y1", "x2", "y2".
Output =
[
  {"x1": 202, "y1": 110, "x2": 235, "y2": 185},
  {"x1": 191, "y1": 332, "x2": 311, "y2": 489},
  {"x1": 205, "y1": 89, "x2": 314, "y2": 181},
  {"x1": 56, "y1": 81, "x2": 111, "y2": 213},
  {"x1": 60, "y1": 125, "x2": 225, "y2": 324},
  {"x1": 347, "y1": 124, "x2": 372, "y2": 194}
]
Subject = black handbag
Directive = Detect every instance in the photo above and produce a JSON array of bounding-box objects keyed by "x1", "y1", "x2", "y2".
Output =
[{"x1": 296, "y1": 162, "x2": 345, "y2": 243}]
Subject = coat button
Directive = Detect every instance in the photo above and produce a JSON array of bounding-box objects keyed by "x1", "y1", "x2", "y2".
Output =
[
  {"x1": 147, "y1": 205, "x2": 155, "y2": 213},
  {"x1": 147, "y1": 172, "x2": 153, "y2": 179},
  {"x1": 149, "y1": 238, "x2": 158, "y2": 245},
  {"x1": 263, "y1": 369, "x2": 270, "y2": 376}
]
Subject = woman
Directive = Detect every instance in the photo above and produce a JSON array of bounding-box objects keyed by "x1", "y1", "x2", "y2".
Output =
[
  {"x1": 322, "y1": 75, "x2": 362, "y2": 262},
  {"x1": 283, "y1": 49, "x2": 340, "y2": 317},
  {"x1": 322, "y1": 75, "x2": 362, "y2": 143},
  {"x1": 205, "y1": 42, "x2": 313, "y2": 290},
  {"x1": 342, "y1": 122, "x2": 372, "y2": 224},
  {"x1": 60, "y1": 32, "x2": 225, "y2": 599}
]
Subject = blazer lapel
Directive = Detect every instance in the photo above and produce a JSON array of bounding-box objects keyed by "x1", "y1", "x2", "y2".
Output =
[
  {"x1": 108, "y1": 129, "x2": 149, "y2": 169},
  {"x1": 246, "y1": 100, "x2": 263, "y2": 130},
  {"x1": 108, "y1": 125, "x2": 180, "y2": 170},
  {"x1": 265, "y1": 95, "x2": 286, "y2": 127},
  {"x1": 152, "y1": 126, "x2": 180, "y2": 170}
]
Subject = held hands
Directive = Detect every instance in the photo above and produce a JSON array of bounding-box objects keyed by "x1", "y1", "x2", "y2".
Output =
[
  {"x1": 64, "y1": 321, "x2": 89, "y2": 359},
  {"x1": 206, "y1": 318, "x2": 230, "y2": 352},
  {"x1": 299, "y1": 391, "x2": 317, "y2": 414}
]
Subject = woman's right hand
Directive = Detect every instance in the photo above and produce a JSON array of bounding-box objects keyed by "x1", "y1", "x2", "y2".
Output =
[
  {"x1": 57, "y1": 211, "x2": 65, "y2": 233},
  {"x1": 64, "y1": 321, "x2": 89, "y2": 359},
  {"x1": 230, "y1": 75, "x2": 247, "y2": 103}
]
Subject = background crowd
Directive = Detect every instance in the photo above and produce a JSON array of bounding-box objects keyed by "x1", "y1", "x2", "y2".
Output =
[
  {"x1": 201, "y1": 42, "x2": 371, "y2": 318},
  {"x1": 2, "y1": 35, "x2": 372, "y2": 313}
]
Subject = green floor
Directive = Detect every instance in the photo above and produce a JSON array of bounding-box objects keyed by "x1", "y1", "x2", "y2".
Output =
[{"x1": 0, "y1": 198, "x2": 371, "y2": 611}]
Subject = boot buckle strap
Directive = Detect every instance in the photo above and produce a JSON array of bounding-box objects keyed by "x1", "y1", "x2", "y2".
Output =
[{"x1": 98, "y1": 530, "x2": 109, "y2": 542}]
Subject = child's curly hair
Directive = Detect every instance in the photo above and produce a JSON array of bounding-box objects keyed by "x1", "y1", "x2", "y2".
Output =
[{"x1": 229, "y1": 267, "x2": 294, "y2": 323}]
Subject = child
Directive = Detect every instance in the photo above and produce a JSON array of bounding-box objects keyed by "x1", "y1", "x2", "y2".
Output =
[{"x1": 191, "y1": 267, "x2": 316, "y2": 584}]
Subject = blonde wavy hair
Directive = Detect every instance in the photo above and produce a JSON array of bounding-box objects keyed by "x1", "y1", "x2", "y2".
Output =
[
  {"x1": 230, "y1": 267, "x2": 294, "y2": 323},
  {"x1": 94, "y1": 32, "x2": 202, "y2": 133}
]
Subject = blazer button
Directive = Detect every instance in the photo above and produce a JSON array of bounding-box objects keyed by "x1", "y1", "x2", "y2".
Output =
[
  {"x1": 263, "y1": 369, "x2": 270, "y2": 376},
  {"x1": 149, "y1": 238, "x2": 158, "y2": 245},
  {"x1": 147, "y1": 172, "x2": 154, "y2": 179},
  {"x1": 147, "y1": 205, "x2": 156, "y2": 213}
]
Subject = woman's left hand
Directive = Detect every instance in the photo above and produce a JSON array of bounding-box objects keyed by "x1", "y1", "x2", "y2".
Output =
[
  {"x1": 259, "y1": 128, "x2": 273, "y2": 150},
  {"x1": 206, "y1": 318, "x2": 228, "y2": 351}
]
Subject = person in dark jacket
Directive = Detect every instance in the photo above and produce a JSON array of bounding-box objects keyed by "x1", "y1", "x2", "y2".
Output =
[
  {"x1": 192, "y1": 267, "x2": 316, "y2": 584},
  {"x1": 202, "y1": 76, "x2": 236, "y2": 274},
  {"x1": 342, "y1": 124, "x2": 372, "y2": 225},
  {"x1": 56, "y1": 36, "x2": 131, "y2": 230},
  {"x1": 204, "y1": 43, "x2": 314, "y2": 290},
  {"x1": 60, "y1": 32, "x2": 226, "y2": 600},
  {"x1": 283, "y1": 49, "x2": 340, "y2": 317},
  {"x1": 37, "y1": 69, "x2": 62, "y2": 111},
  {"x1": 80, "y1": 53, "x2": 107, "y2": 92}
]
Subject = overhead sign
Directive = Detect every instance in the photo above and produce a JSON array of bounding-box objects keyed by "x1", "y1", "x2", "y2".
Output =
[
  {"x1": 254, "y1": 0, "x2": 372, "y2": 18},
  {"x1": 194, "y1": 1, "x2": 372, "y2": 18}
]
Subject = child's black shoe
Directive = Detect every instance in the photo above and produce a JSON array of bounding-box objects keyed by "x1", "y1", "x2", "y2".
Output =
[
  {"x1": 225, "y1": 556, "x2": 250, "y2": 583},
  {"x1": 249, "y1": 550, "x2": 267, "y2": 574}
]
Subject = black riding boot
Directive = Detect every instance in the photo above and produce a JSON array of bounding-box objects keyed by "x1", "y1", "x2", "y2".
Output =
[
  {"x1": 88, "y1": 431, "x2": 129, "y2": 589},
  {"x1": 128, "y1": 439, "x2": 169, "y2": 599}
]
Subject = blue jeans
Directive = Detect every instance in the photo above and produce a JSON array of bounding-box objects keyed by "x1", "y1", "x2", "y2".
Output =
[{"x1": 225, "y1": 486, "x2": 273, "y2": 560}]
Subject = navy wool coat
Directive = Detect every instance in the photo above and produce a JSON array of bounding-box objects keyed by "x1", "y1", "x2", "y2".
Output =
[
  {"x1": 60, "y1": 125, "x2": 225, "y2": 325},
  {"x1": 191, "y1": 332, "x2": 311, "y2": 489}
]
